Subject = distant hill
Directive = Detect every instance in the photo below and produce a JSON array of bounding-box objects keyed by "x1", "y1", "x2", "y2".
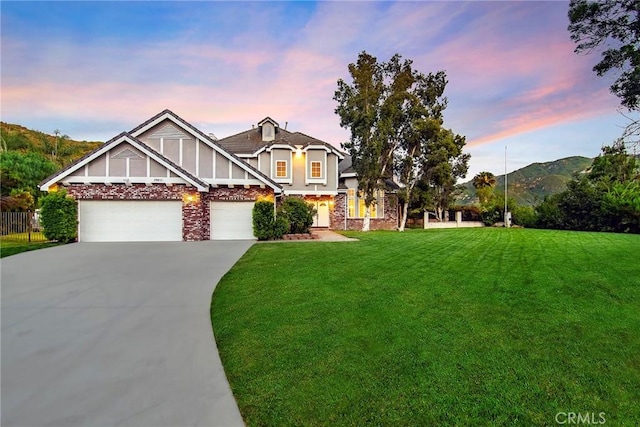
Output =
[
  {"x1": 0, "y1": 122, "x2": 102, "y2": 167},
  {"x1": 457, "y1": 156, "x2": 594, "y2": 206}
]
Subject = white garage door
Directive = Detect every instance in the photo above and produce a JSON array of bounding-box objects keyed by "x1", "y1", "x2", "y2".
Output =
[
  {"x1": 79, "y1": 201, "x2": 182, "y2": 242},
  {"x1": 210, "y1": 201, "x2": 255, "y2": 240}
]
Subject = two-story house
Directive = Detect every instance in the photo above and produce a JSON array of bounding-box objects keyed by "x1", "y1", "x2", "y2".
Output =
[
  {"x1": 215, "y1": 117, "x2": 344, "y2": 228},
  {"x1": 39, "y1": 109, "x2": 398, "y2": 242}
]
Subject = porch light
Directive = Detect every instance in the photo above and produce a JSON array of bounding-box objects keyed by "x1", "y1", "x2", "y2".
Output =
[
  {"x1": 183, "y1": 193, "x2": 200, "y2": 204},
  {"x1": 295, "y1": 145, "x2": 303, "y2": 157}
]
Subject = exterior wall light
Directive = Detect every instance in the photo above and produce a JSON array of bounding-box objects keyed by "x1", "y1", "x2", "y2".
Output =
[{"x1": 183, "y1": 193, "x2": 200, "y2": 204}]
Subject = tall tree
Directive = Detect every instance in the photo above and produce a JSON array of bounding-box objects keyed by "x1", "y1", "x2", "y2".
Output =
[
  {"x1": 393, "y1": 66, "x2": 449, "y2": 231},
  {"x1": 568, "y1": 0, "x2": 639, "y2": 111},
  {"x1": 336, "y1": 51, "x2": 466, "y2": 231},
  {"x1": 334, "y1": 52, "x2": 386, "y2": 231},
  {"x1": 421, "y1": 129, "x2": 470, "y2": 222}
]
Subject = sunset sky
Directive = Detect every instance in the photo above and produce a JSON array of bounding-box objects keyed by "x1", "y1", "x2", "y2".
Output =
[{"x1": 1, "y1": 1, "x2": 630, "y2": 179}]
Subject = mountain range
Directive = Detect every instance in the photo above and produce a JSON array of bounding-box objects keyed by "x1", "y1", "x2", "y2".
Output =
[{"x1": 457, "y1": 156, "x2": 594, "y2": 206}]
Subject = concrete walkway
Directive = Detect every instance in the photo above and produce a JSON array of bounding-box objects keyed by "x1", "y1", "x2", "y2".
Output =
[
  {"x1": 257, "y1": 230, "x2": 358, "y2": 243},
  {"x1": 313, "y1": 229, "x2": 358, "y2": 242},
  {"x1": 1, "y1": 241, "x2": 249, "y2": 427}
]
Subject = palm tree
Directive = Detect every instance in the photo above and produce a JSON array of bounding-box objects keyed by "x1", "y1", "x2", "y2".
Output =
[
  {"x1": 472, "y1": 172, "x2": 497, "y2": 205},
  {"x1": 472, "y1": 171, "x2": 497, "y2": 189}
]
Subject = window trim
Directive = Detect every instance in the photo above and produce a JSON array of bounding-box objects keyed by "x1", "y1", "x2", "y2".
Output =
[{"x1": 305, "y1": 150, "x2": 327, "y2": 185}]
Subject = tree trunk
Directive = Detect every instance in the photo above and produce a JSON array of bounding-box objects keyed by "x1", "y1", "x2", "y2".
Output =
[
  {"x1": 399, "y1": 201, "x2": 409, "y2": 232},
  {"x1": 362, "y1": 206, "x2": 371, "y2": 231}
]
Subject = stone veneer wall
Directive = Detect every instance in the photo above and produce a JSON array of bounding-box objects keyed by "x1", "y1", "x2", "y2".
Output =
[
  {"x1": 331, "y1": 192, "x2": 399, "y2": 231},
  {"x1": 62, "y1": 183, "x2": 274, "y2": 241}
]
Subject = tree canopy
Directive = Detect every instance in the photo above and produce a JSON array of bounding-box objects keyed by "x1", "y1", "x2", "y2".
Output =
[
  {"x1": 0, "y1": 151, "x2": 57, "y2": 210},
  {"x1": 568, "y1": 0, "x2": 640, "y2": 111},
  {"x1": 335, "y1": 51, "x2": 469, "y2": 231}
]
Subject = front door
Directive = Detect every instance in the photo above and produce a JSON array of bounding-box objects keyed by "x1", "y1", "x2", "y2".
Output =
[{"x1": 313, "y1": 201, "x2": 330, "y2": 227}]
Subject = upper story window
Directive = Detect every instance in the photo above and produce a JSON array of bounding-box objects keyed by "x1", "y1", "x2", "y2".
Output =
[
  {"x1": 311, "y1": 161, "x2": 322, "y2": 178},
  {"x1": 276, "y1": 160, "x2": 287, "y2": 178}
]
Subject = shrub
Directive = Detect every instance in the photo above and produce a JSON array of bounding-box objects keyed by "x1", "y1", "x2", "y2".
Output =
[
  {"x1": 39, "y1": 190, "x2": 77, "y2": 243},
  {"x1": 511, "y1": 204, "x2": 537, "y2": 228},
  {"x1": 274, "y1": 214, "x2": 289, "y2": 238},
  {"x1": 601, "y1": 181, "x2": 640, "y2": 233},
  {"x1": 253, "y1": 200, "x2": 276, "y2": 240},
  {"x1": 252, "y1": 200, "x2": 290, "y2": 240},
  {"x1": 480, "y1": 205, "x2": 502, "y2": 226},
  {"x1": 278, "y1": 197, "x2": 316, "y2": 234},
  {"x1": 534, "y1": 194, "x2": 565, "y2": 230}
]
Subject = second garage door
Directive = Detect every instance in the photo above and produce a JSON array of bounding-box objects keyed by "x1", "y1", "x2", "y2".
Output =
[
  {"x1": 210, "y1": 201, "x2": 255, "y2": 240},
  {"x1": 79, "y1": 200, "x2": 183, "y2": 242}
]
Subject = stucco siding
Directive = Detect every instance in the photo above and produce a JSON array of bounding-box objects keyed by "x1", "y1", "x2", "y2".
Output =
[
  {"x1": 289, "y1": 154, "x2": 305, "y2": 191},
  {"x1": 327, "y1": 154, "x2": 338, "y2": 188},
  {"x1": 182, "y1": 138, "x2": 196, "y2": 171},
  {"x1": 259, "y1": 152, "x2": 270, "y2": 175},
  {"x1": 87, "y1": 155, "x2": 106, "y2": 176},
  {"x1": 163, "y1": 138, "x2": 180, "y2": 164},
  {"x1": 129, "y1": 158, "x2": 146, "y2": 176},
  {"x1": 199, "y1": 145, "x2": 213, "y2": 178},
  {"x1": 232, "y1": 163, "x2": 245, "y2": 179},
  {"x1": 109, "y1": 158, "x2": 126, "y2": 176},
  {"x1": 149, "y1": 161, "x2": 166, "y2": 177},
  {"x1": 144, "y1": 138, "x2": 160, "y2": 152},
  {"x1": 215, "y1": 153, "x2": 229, "y2": 179}
]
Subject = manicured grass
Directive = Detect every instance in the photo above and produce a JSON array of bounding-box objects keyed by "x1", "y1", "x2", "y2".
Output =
[
  {"x1": 211, "y1": 228, "x2": 640, "y2": 426},
  {"x1": 0, "y1": 233, "x2": 59, "y2": 258}
]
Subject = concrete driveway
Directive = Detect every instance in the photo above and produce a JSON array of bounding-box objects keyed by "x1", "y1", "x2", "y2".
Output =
[{"x1": 1, "y1": 241, "x2": 251, "y2": 427}]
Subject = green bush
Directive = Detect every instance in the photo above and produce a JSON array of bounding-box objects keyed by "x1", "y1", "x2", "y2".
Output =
[
  {"x1": 253, "y1": 200, "x2": 276, "y2": 240},
  {"x1": 601, "y1": 181, "x2": 640, "y2": 233},
  {"x1": 480, "y1": 203, "x2": 502, "y2": 226},
  {"x1": 39, "y1": 190, "x2": 77, "y2": 243},
  {"x1": 278, "y1": 197, "x2": 316, "y2": 234},
  {"x1": 252, "y1": 200, "x2": 290, "y2": 240},
  {"x1": 511, "y1": 204, "x2": 537, "y2": 228},
  {"x1": 274, "y1": 214, "x2": 289, "y2": 238}
]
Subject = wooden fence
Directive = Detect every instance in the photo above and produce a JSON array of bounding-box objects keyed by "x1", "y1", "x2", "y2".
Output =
[{"x1": 0, "y1": 211, "x2": 48, "y2": 242}]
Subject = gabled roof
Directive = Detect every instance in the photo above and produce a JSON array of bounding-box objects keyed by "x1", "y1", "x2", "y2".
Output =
[
  {"x1": 129, "y1": 109, "x2": 282, "y2": 192},
  {"x1": 257, "y1": 117, "x2": 279, "y2": 128},
  {"x1": 40, "y1": 132, "x2": 209, "y2": 191},
  {"x1": 339, "y1": 155, "x2": 355, "y2": 176},
  {"x1": 217, "y1": 123, "x2": 345, "y2": 159}
]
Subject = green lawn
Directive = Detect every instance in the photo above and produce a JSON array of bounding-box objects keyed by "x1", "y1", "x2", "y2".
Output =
[
  {"x1": 211, "y1": 228, "x2": 640, "y2": 426},
  {"x1": 0, "y1": 232, "x2": 59, "y2": 258}
]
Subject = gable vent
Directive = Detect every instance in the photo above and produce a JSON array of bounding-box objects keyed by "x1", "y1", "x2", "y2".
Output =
[
  {"x1": 149, "y1": 123, "x2": 187, "y2": 139},
  {"x1": 111, "y1": 148, "x2": 144, "y2": 159}
]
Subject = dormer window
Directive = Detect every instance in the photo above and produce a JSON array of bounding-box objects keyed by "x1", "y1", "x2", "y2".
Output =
[{"x1": 258, "y1": 117, "x2": 279, "y2": 142}]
